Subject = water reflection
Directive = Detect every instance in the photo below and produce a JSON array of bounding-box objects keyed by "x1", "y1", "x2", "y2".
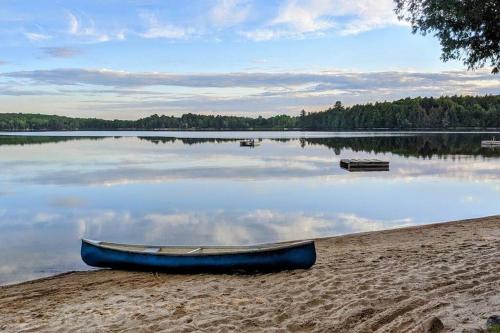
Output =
[
  {"x1": 0, "y1": 208, "x2": 415, "y2": 284},
  {"x1": 2, "y1": 133, "x2": 500, "y2": 158},
  {"x1": 0, "y1": 132, "x2": 499, "y2": 285}
]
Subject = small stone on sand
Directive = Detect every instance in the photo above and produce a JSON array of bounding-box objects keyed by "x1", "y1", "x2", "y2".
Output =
[{"x1": 422, "y1": 316, "x2": 444, "y2": 333}]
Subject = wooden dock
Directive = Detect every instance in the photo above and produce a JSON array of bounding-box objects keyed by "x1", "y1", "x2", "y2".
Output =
[{"x1": 340, "y1": 159, "x2": 389, "y2": 172}]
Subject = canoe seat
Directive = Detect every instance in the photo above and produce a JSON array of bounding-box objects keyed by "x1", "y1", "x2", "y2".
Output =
[{"x1": 143, "y1": 247, "x2": 161, "y2": 253}]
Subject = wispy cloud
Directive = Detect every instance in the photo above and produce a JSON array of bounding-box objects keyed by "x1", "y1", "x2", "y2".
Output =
[
  {"x1": 41, "y1": 47, "x2": 83, "y2": 58},
  {"x1": 272, "y1": 0, "x2": 337, "y2": 33},
  {"x1": 3, "y1": 68, "x2": 496, "y2": 90},
  {"x1": 24, "y1": 32, "x2": 52, "y2": 41},
  {"x1": 0, "y1": 89, "x2": 60, "y2": 96},
  {"x1": 0, "y1": 83, "x2": 60, "y2": 96},
  {"x1": 66, "y1": 12, "x2": 123, "y2": 42},
  {"x1": 210, "y1": 0, "x2": 251, "y2": 27},
  {"x1": 241, "y1": 0, "x2": 406, "y2": 41},
  {"x1": 239, "y1": 29, "x2": 290, "y2": 41},
  {"x1": 138, "y1": 12, "x2": 194, "y2": 39},
  {"x1": 68, "y1": 12, "x2": 79, "y2": 34}
]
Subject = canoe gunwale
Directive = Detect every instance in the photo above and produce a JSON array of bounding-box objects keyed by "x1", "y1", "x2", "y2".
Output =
[{"x1": 81, "y1": 238, "x2": 315, "y2": 257}]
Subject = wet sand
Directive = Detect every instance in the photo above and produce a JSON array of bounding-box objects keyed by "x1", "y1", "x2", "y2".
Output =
[{"x1": 1, "y1": 216, "x2": 499, "y2": 332}]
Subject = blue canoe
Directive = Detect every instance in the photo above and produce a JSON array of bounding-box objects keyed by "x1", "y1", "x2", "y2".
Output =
[{"x1": 81, "y1": 239, "x2": 316, "y2": 273}]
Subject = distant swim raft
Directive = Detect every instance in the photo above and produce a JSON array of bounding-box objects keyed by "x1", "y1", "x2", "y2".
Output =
[
  {"x1": 481, "y1": 137, "x2": 500, "y2": 147},
  {"x1": 240, "y1": 139, "x2": 261, "y2": 147},
  {"x1": 81, "y1": 239, "x2": 316, "y2": 273}
]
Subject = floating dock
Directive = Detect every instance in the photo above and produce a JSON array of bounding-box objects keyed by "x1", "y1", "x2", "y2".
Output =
[
  {"x1": 240, "y1": 139, "x2": 260, "y2": 147},
  {"x1": 340, "y1": 159, "x2": 389, "y2": 172}
]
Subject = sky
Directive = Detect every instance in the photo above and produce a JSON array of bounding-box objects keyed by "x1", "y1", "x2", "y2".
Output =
[{"x1": 0, "y1": 0, "x2": 499, "y2": 119}]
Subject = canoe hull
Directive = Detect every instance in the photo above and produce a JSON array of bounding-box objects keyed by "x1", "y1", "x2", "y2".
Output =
[{"x1": 81, "y1": 240, "x2": 316, "y2": 273}]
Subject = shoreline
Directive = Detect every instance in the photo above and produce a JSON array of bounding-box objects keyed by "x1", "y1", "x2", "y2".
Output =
[
  {"x1": 1, "y1": 215, "x2": 499, "y2": 332},
  {"x1": 2, "y1": 129, "x2": 500, "y2": 134},
  {"x1": 2, "y1": 215, "x2": 496, "y2": 289}
]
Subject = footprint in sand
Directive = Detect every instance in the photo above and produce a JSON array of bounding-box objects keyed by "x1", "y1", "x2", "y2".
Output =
[{"x1": 171, "y1": 305, "x2": 187, "y2": 320}]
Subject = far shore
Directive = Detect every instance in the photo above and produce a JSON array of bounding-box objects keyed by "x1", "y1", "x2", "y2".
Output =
[
  {"x1": 2, "y1": 127, "x2": 500, "y2": 133},
  {"x1": 1, "y1": 215, "x2": 499, "y2": 332}
]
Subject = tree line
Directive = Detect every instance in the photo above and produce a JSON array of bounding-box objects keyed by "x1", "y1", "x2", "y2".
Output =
[{"x1": 0, "y1": 95, "x2": 499, "y2": 131}]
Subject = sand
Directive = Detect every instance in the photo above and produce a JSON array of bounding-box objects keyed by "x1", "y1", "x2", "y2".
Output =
[{"x1": 1, "y1": 216, "x2": 499, "y2": 333}]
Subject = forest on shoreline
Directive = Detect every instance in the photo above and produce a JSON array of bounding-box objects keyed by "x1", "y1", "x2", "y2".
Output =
[{"x1": 1, "y1": 95, "x2": 499, "y2": 131}]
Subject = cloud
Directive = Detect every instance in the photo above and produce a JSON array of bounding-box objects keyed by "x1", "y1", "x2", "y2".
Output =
[
  {"x1": 42, "y1": 47, "x2": 83, "y2": 58},
  {"x1": 2, "y1": 67, "x2": 498, "y2": 116},
  {"x1": 0, "y1": 60, "x2": 7, "y2": 66},
  {"x1": 68, "y1": 12, "x2": 79, "y2": 34},
  {"x1": 66, "y1": 12, "x2": 121, "y2": 42},
  {"x1": 24, "y1": 32, "x2": 52, "y2": 41},
  {"x1": 3, "y1": 68, "x2": 497, "y2": 90},
  {"x1": 242, "y1": 0, "x2": 406, "y2": 41},
  {"x1": 138, "y1": 12, "x2": 193, "y2": 39},
  {"x1": 210, "y1": 0, "x2": 251, "y2": 27},
  {"x1": 239, "y1": 29, "x2": 290, "y2": 41},
  {"x1": 0, "y1": 85, "x2": 61, "y2": 96},
  {"x1": 271, "y1": 0, "x2": 336, "y2": 33}
]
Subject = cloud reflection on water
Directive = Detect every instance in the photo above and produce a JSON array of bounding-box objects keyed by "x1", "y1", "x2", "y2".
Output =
[
  {"x1": 10, "y1": 153, "x2": 500, "y2": 186},
  {"x1": 49, "y1": 196, "x2": 87, "y2": 208},
  {"x1": 0, "y1": 207, "x2": 414, "y2": 284}
]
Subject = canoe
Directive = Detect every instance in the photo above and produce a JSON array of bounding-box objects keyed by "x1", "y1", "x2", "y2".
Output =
[{"x1": 81, "y1": 239, "x2": 316, "y2": 273}]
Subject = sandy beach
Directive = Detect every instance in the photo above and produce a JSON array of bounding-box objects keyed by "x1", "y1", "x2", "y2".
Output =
[{"x1": 1, "y1": 216, "x2": 499, "y2": 333}]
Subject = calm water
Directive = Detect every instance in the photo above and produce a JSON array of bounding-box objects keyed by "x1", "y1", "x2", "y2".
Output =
[{"x1": 1, "y1": 131, "x2": 499, "y2": 285}]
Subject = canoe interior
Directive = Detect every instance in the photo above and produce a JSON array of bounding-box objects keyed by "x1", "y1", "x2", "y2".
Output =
[{"x1": 84, "y1": 239, "x2": 311, "y2": 255}]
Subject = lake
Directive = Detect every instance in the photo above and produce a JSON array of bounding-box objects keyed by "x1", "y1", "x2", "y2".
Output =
[{"x1": 0, "y1": 131, "x2": 499, "y2": 285}]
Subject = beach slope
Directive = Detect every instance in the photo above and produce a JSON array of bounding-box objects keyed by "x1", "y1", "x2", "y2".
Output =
[{"x1": 1, "y1": 216, "x2": 499, "y2": 332}]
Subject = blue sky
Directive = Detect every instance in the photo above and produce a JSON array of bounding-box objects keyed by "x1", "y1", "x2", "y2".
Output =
[{"x1": 0, "y1": 0, "x2": 498, "y2": 119}]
